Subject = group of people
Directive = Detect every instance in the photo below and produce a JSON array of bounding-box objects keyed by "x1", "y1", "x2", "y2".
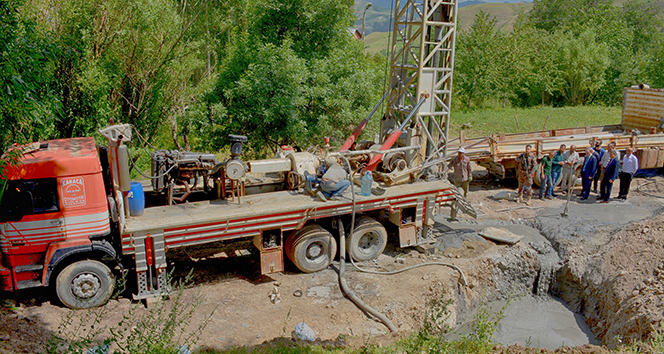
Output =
[{"x1": 516, "y1": 140, "x2": 639, "y2": 204}]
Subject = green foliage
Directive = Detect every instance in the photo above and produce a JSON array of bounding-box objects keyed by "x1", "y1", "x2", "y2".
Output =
[
  {"x1": 0, "y1": 0, "x2": 58, "y2": 148},
  {"x1": 47, "y1": 273, "x2": 214, "y2": 354},
  {"x1": 450, "y1": 106, "x2": 622, "y2": 138},
  {"x1": 455, "y1": 11, "x2": 504, "y2": 109},
  {"x1": 202, "y1": 0, "x2": 384, "y2": 156},
  {"x1": 552, "y1": 29, "x2": 609, "y2": 106}
]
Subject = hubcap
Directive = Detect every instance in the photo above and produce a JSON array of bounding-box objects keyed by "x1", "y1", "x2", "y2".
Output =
[
  {"x1": 358, "y1": 232, "x2": 378, "y2": 253},
  {"x1": 307, "y1": 242, "x2": 323, "y2": 259},
  {"x1": 71, "y1": 273, "x2": 101, "y2": 299}
]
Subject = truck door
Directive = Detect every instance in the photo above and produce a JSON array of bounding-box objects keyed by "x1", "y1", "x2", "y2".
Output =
[{"x1": 0, "y1": 178, "x2": 65, "y2": 287}]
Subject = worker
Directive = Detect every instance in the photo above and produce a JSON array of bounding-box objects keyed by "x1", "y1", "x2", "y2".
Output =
[
  {"x1": 618, "y1": 147, "x2": 638, "y2": 200},
  {"x1": 447, "y1": 147, "x2": 472, "y2": 198},
  {"x1": 560, "y1": 145, "x2": 580, "y2": 195},
  {"x1": 539, "y1": 150, "x2": 555, "y2": 200},
  {"x1": 516, "y1": 144, "x2": 537, "y2": 204},
  {"x1": 303, "y1": 163, "x2": 327, "y2": 197},
  {"x1": 550, "y1": 144, "x2": 566, "y2": 197},
  {"x1": 317, "y1": 157, "x2": 350, "y2": 202}
]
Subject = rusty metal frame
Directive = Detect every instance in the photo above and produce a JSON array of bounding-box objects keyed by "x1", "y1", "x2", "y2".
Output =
[{"x1": 385, "y1": 0, "x2": 458, "y2": 163}]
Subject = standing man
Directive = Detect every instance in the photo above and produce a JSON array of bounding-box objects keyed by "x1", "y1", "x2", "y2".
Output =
[
  {"x1": 597, "y1": 141, "x2": 620, "y2": 198},
  {"x1": 551, "y1": 144, "x2": 566, "y2": 197},
  {"x1": 591, "y1": 139, "x2": 605, "y2": 194},
  {"x1": 516, "y1": 144, "x2": 537, "y2": 205},
  {"x1": 539, "y1": 151, "x2": 555, "y2": 200},
  {"x1": 560, "y1": 145, "x2": 580, "y2": 195},
  {"x1": 618, "y1": 147, "x2": 639, "y2": 200},
  {"x1": 579, "y1": 147, "x2": 599, "y2": 200},
  {"x1": 599, "y1": 149, "x2": 620, "y2": 203},
  {"x1": 447, "y1": 147, "x2": 472, "y2": 198}
]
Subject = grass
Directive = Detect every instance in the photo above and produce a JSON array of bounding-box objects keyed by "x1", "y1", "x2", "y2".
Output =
[{"x1": 449, "y1": 105, "x2": 622, "y2": 139}]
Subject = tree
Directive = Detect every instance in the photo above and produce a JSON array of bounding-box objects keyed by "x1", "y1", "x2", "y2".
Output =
[
  {"x1": 0, "y1": 0, "x2": 57, "y2": 149},
  {"x1": 498, "y1": 12, "x2": 561, "y2": 107},
  {"x1": 455, "y1": 11, "x2": 504, "y2": 109},
  {"x1": 551, "y1": 30, "x2": 609, "y2": 106},
  {"x1": 202, "y1": 0, "x2": 384, "y2": 156}
]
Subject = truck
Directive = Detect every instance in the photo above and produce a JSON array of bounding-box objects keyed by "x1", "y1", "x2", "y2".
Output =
[
  {"x1": 0, "y1": 0, "x2": 466, "y2": 309},
  {"x1": 0, "y1": 125, "x2": 475, "y2": 308},
  {"x1": 450, "y1": 86, "x2": 664, "y2": 179}
]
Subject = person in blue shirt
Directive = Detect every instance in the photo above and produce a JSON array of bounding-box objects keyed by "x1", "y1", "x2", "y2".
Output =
[
  {"x1": 591, "y1": 139, "x2": 605, "y2": 194},
  {"x1": 579, "y1": 147, "x2": 599, "y2": 200},
  {"x1": 551, "y1": 144, "x2": 565, "y2": 197},
  {"x1": 599, "y1": 149, "x2": 620, "y2": 203}
]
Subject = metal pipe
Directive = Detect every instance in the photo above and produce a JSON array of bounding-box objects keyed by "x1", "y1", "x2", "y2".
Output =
[
  {"x1": 365, "y1": 94, "x2": 429, "y2": 171},
  {"x1": 340, "y1": 91, "x2": 388, "y2": 152},
  {"x1": 330, "y1": 145, "x2": 420, "y2": 157}
]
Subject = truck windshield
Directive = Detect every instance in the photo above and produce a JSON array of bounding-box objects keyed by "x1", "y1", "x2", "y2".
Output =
[{"x1": 0, "y1": 178, "x2": 59, "y2": 222}]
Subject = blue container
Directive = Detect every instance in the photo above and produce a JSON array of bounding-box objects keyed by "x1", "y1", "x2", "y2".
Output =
[
  {"x1": 128, "y1": 181, "x2": 145, "y2": 216},
  {"x1": 360, "y1": 171, "x2": 372, "y2": 196}
]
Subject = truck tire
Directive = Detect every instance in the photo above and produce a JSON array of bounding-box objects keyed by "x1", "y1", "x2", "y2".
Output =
[
  {"x1": 346, "y1": 216, "x2": 388, "y2": 262},
  {"x1": 55, "y1": 260, "x2": 114, "y2": 309},
  {"x1": 285, "y1": 224, "x2": 337, "y2": 273}
]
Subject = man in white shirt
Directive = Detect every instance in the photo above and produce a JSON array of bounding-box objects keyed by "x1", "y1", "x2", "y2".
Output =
[
  {"x1": 560, "y1": 145, "x2": 581, "y2": 195},
  {"x1": 618, "y1": 147, "x2": 638, "y2": 200}
]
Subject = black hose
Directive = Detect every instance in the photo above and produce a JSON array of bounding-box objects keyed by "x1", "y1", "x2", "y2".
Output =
[
  {"x1": 337, "y1": 219, "x2": 398, "y2": 332},
  {"x1": 334, "y1": 156, "x2": 468, "y2": 333}
]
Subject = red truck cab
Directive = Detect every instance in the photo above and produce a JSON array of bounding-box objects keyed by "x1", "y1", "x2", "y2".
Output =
[{"x1": 0, "y1": 137, "x2": 119, "y2": 308}]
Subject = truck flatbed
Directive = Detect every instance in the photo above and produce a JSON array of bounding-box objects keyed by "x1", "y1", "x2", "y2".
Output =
[{"x1": 121, "y1": 179, "x2": 455, "y2": 254}]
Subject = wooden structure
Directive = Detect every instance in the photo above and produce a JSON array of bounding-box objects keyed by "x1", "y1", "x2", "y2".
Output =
[{"x1": 447, "y1": 87, "x2": 664, "y2": 178}]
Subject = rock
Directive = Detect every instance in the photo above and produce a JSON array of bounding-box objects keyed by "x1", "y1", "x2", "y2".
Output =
[
  {"x1": 177, "y1": 345, "x2": 192, "y2": 354},
  {"x1": 494, "y1": 191, "x2": 516, "y2": 201},
  {"x1": 85, "y1": 344, "x2": 110, "y2": 354},
  {"x1": 292, "y1": 322, "x2": 316, "y2": 341}
]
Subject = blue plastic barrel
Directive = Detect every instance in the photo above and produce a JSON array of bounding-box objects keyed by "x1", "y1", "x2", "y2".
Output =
[{"x1": 128, "y1": 182, "x2": 145, "y2": 216}]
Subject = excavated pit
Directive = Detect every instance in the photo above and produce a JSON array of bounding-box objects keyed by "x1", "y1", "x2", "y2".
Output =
[
  {"x1": 440, "y1": 180, "x2": 664, "y2": 349},
  {"x1": 434, "y1": 219, "x2": 599, "y2": 349}
]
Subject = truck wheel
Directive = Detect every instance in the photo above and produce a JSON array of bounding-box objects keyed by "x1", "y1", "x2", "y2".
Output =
[
  {"x1": 346, "y1": 216, "x2": 388, "y2": 262},
  {"x1": 55, "y1": 260, "x2": 114, "y2": 309},
  {"x1": 285, "y1": 224, "x2": 337, "y2": 273}
]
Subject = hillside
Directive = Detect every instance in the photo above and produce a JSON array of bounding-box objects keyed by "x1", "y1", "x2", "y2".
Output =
[
  {"x1": 457, "y1": 2, "x2": 533, "y2": 32},
  {"x1": 358, "y1": 0, "x2": 664, "y2": 55}
]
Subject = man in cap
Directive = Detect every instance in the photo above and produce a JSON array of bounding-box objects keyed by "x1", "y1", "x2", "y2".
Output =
[
  {"x1": 317, "y1": 156, "x2": 350, "y2": 201},
  {"x1": 447, "y1": 147, "x2": 472, "y2": 198}
]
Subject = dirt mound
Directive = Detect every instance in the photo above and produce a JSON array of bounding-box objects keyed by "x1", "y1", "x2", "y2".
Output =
[{"x1": 555, "y1": 212, "x2": 664, "y2": 345}]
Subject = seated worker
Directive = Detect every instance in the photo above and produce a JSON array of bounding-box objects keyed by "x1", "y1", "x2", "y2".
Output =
[
  {"x1": 304, "y1": 162, "x2": 327, "y2": 197},
  {"x1": 317, "y1": 157, "x2": 351, "y2": 201}
]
